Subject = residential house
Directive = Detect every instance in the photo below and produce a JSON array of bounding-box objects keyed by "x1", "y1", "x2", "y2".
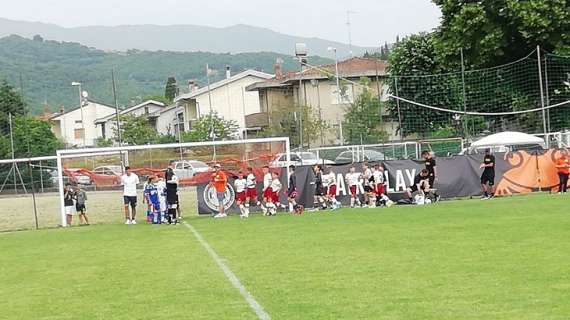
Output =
[
  {"x1": 174, "y1": 69, "x2": 274, "y2": 137},
  {"x1": 247, "y1": 57, "x2": 397, "y2": 146},
  {"x1": 50, "y1": 100, "x2": 117, "y2": 147},
  {"x1": 94, "y1": 100, "x2": 167, "y2": 140}
]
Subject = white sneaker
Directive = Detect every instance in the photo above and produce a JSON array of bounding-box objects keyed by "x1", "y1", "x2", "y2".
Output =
[
  {"x1": 214, "y1": 213, "x2": 227, "y2": 219},
  {"x1": 386, "y1": 200, "x2": 394, "y2": 208},
  {"x1": 130, "y1": 220, "x2": 137, "y2": 225},
  {"x1": 125, "y1": 220, "x2": 131, "y2": 225}
]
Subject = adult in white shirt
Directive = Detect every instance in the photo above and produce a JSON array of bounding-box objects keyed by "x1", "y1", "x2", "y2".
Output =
[{"x1": 121, "y1": 166, "x2": 140, "y2": 225}]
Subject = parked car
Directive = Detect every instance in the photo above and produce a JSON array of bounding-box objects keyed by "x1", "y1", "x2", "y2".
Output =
[
  {"x1": 172, "y1": 160, "x2": 211, "y2": 179},
  {"x1": 270, "y1": 152, "x2": 334, "y2": 168},
  {"x1": 50, "y1": 168, "x2": 93, "y2": 186},
  {"x1": 334, "y1": 150, "x2": 388, "y2": 164},
  {"x1": 92, "y1": 165, "x2": 124, "y2": 185}
]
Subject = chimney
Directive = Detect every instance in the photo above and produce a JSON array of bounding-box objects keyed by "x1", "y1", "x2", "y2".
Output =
[
  {"x1": 274, "y1": 58, "x2": 283, "y2": 80},
  {"x1": 59, "y1": 105, "x2": 65, "y2": 114},
  {"x1": 226, "y1": 65, "x2": 231, "y2": 79}
]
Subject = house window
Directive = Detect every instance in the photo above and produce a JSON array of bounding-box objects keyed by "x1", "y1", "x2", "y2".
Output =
[
  {"x1": 101, "y1": 123, "x2": 106, "y2": 139},
  {"x1": 144, "y1": 106, "x2": 149, "y2": 114},
  {"x1": 75, "y1": 120, "x2": 83, "y2": 124},
  {"x1": 74, "y1": 128, "x2": 85, "y2": 139},
  {"x1": 331, "y1": 84, "x2": 354, "y2": 105}
]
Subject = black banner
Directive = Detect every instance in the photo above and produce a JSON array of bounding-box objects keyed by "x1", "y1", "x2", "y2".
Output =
[{"x1": 195, "y1": 150, "x2": 566, "y2": 214}]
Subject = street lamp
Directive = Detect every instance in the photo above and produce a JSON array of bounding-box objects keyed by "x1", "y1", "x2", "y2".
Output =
[{"x1": 71, "y1": 82, "x2": 87, "y2": 147}]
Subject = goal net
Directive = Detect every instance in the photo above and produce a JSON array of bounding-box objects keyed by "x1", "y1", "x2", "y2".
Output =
[
  {"x1": 387, "y1": 50, "x2": 570, "y2": 145},
  {"x1": 54, "y1": 137, "x2": 290, "y2": 227}
]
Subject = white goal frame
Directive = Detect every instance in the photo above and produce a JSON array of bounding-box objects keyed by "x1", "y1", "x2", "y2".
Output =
[{"x1": 56, "y1": 137, "x2": 291, "y2": 227}]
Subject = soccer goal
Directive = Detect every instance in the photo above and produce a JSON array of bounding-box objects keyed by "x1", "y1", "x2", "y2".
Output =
[{"x1": 55, "y1": 137, "x2": 291, "y2": 227}]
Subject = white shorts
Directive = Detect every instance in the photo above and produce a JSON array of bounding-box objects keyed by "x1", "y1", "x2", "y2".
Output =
[
  {"x1": 159, "y1": 197, "x2": 167, "y2": 212},
  {"x1": 65, "y1": 206, "x2": 76, "y2": 216}
]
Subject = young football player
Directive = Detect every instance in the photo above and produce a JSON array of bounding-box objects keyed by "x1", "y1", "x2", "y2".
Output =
[
  {"x1": 287, "y1": 165, "x2": 303, "y2": 214},
  {"x1": 143, "y1": 176, "x2": 154, "y2": 223},
  {"x1": 234, "y1": 171, "x2": 248, "y2": 218},
  {"x1": 326, "y1": 169, "x2": 340, "y2": 210},
  {"x1": 362, "y1": 163, "x2": 373, "y2": 207},
  {"x1": 245, "y1": 167, "x2": 258, "y2": 216},
  {"x1": 146, "y1": 175, "x2": 161, "y2": 224},
  {"x1": 157, "y1": 177, "x2": 167, "y2": 224},
  {"x1": 75, "y1": 186, "x2": 89, "y2": 225},
  {"x1": 345, "y1": 166, "x2": 362, "y2": 208},
  {"x1": 372, "y1": 164, "x2": 393, "y2": 207},
  {"x1": 261, "y1": 166, "x2": 272, "y2": 215},
  {"x1": 266, "y1": 171, "x2": 282, "y2": 216}
]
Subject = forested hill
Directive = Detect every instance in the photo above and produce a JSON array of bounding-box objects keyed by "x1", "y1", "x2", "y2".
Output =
[{"x1": 0, "y1": 35, "x2": 331, "y2": 113}]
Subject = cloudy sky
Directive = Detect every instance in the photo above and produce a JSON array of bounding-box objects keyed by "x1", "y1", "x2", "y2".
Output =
[{"x1": 1, "y1": 0, "x2": 441, "y2": 46}]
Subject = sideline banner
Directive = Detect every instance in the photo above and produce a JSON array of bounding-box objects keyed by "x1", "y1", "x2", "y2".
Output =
[{"x1": 195, "y1": 149, "x2": 566, "y2": 214}]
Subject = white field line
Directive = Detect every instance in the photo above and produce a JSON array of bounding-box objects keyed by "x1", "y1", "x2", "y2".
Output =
[{"x1": 183, "y1": 222, "x2": 271, "y2": 320}]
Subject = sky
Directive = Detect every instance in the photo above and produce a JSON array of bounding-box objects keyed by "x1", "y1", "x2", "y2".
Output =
[{"x1": 1, "y1": 0, "x2": 441, "y2": 47}]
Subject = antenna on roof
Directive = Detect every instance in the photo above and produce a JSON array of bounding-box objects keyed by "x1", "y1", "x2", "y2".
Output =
[{"x1": 346, "y1": 10, "x2": 358, "y2": 57}]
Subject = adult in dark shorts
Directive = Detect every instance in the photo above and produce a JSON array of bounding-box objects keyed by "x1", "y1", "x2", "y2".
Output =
[
  {"x1": 422, "y1": 151, "x2": 440, "y2": 201},
  {"x1": 480, "y1": 148, "x2": 496, "y2": 200},
  {"x1": 287, "y1": 165, "x2": 303, "y2": 214},
  {"x1": 312, "y1": 165, "x2": 326, "y2": 210},
  {"x1": 405, "y1": 169, "x2": 430, "y2": 199},
  {"x1": 165, "y1": 161, "x2": 180, "y2": 224},
  {"x1": 121, "y1": 166, "x2": 140, "y2": 225}
]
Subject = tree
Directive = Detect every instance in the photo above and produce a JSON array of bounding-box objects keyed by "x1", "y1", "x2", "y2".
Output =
[
  {"x1": 433, "y1": 0, "x2": 570, "y2": 68},
  {"x1": 164, "y1": 77, "x2": 179, "y2": 102},
  {"x1": 182, "y1": 113, "x2": 239, "y2": 142},
  {"x1": 115, "y1": 114, "x2": 158, "y2": 145},
  {"x1": 0, "y1": 80, "x2": 25, "y2": 135},
  {"x1": 262, "y1": 104, "x2": 328, "y2": 148},
  {"x1": 0, "y1": 116, "x2": 62, "y2": 158},
  {"x1": 343, "y1": 78, "x2": 389, "y2": 145},
  {"x1": 386, "y1": 33, "x2": 460, "y2": 138}
]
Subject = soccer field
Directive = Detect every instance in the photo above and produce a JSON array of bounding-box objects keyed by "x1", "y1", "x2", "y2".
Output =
[{"x1": 1, "y1": 194, "x2": 569, "y2": 319}]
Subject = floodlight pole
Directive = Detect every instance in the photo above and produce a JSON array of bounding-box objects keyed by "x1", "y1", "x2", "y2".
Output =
[
  {"x1": 460, "y1": 48, "x2": 469, "y2": 137},
  {"x1": 537, "y1": 46, "x2": 549, "y2": 148}
]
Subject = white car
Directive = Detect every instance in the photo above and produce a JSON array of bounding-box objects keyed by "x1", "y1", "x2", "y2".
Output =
[
  {"x1": 172, "y1": 160, "x2": 211, "y2": 179},
  {"x1": 270, "y1": 152, "x2": 334, "y2": 168}
]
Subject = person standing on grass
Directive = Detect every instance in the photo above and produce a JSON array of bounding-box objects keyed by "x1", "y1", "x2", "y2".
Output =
[
  {"x1": 422, "y1": 151, "x2": 440, "y2": 202},
  {"x1": 165, "y1": 161, "x2": 180, "y2": 224},
  {"x1": 345, "y1": 166, "x2": 362, "y2": 208},
  {"x1": 211, "y1": 164, "x2": 228, "y2": 218},
  {"x1": 121, "y1": 166, "x2": 140, "y2": 225},
  {"x1": 480, "y1": 148, "x2": 496, "y2": 200},
  {"x1": 64, "y1": 183, "x2": 76, "y2": 227},
  {"x1": 287, "y1": 165, "x2": 303, "y2": 214},
  {"x1": 75, "y1": 186, "x2": 89, "y2": 225},
  {"x1": 555, "y1": 152, "x2": 570, "y2": 194}
]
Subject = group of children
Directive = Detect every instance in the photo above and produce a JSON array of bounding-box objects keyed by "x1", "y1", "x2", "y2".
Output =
[
  {"x1": 233, "y1": 166, "x2": 304, "y2": 218},
  {"x1": 143, "y1": 175, "x2": 179, "y2": 225},
  {"x1": 313, "y1": 163, "x2": 394, "y2": 211},
  {"x1": 63, "y1": 183, "x2": 89, "y2": 226}
]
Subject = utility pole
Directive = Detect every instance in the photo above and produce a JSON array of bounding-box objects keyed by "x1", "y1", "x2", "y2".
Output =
[{"x1": 460, "y1": 49, "x2": 468, "y2": 137}]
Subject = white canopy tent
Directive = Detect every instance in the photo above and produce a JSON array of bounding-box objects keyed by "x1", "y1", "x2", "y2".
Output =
[{"x1": 470, "y1": 131, "x2": 546, "y2": 148}]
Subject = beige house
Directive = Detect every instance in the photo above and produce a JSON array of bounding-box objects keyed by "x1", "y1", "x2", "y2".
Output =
[
  {"x1": 50, "y1": 100, "x2": 117, "y2": 147},
  {"x1": 174, "y1": 69, "x2": 274, "y2": 137},
  {"x1": 247, "y1": 57, "x2": 397, "y2": 146}
]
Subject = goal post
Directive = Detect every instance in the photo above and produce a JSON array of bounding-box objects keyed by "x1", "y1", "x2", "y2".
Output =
[{"x1": 56, "y1": 137, "x2": 291, "y2": 227}]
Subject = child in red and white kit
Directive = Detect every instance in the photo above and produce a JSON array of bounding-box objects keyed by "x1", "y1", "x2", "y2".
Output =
[
  {"x1": 234, "y1": 172, "x2": 248, "y2": 218},
  {"x1": 326, "y1": 169, "x2": 340, "y2": 210},
  {"x1": 261, "y1": 166, "x2": 272, "y2": 215},
  {"x1": 345, "y1": 166, "x2": 362, "y2": 208},
  {"x1": 371, "y1": 164, "x2": 393, "y2": 208},
  {"x1": 266, "y1": 171, "x2": 282, "y2": 216}
]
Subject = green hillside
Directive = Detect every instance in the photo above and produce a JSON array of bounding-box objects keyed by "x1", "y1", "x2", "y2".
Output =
[{"x1": 0, "y1": 35, "x2": 331, "y2": 113}]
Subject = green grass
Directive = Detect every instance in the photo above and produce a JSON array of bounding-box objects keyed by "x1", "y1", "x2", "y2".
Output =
[{"x1": 1, "y1": 194, "x2": 569, "y2": 319}]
